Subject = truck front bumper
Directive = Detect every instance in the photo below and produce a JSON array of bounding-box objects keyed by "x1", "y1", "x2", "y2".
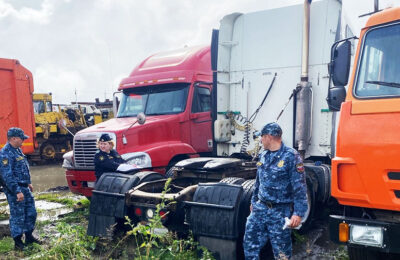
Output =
[
  {"x1": 65, "y1": 169, "x2": 96, "y2": 197},
  {"x1": 329, "y1": 214, "x2": 400, "y2": 254}
]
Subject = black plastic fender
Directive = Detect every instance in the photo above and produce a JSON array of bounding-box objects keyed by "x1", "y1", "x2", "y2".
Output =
[
  {"x1": 189, "y1": 182, "x2": 243, "y2": 240},
  {"x1": 87, "y1": 171, "x2": 164, "y2": 237}
]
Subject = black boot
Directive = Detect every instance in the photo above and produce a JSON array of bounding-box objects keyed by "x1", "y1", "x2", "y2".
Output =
[
  {"x1": 13, "y1": 235, "x2": 24, "y2": 250},
  {"x1": 25, "y1": 231, "x2": 42, "y2": 245}
]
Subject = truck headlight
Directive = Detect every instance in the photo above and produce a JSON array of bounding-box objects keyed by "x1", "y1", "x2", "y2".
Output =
[
  {"x1": 350, "y1": 225, "x2": 383, "y2": 247},
  {"x1": 62, "y1": 151, "x2": 74, "y2": 169},
  {"x1": 121, "y1": 152, "x2": 152, "y2": 168}
]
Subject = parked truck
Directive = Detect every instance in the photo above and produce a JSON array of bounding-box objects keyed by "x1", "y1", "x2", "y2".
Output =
[
  {"x1": 84, "y1": 0, "x2": 348, "y2": 258},
  {"x1": 0, "y1": 58, "x2": 35, "y2": 155},
  {"x1": 32, "y1": 93, "x2": 88, "y2": 162},
  {"x1": 63, "y1": 45, "x2": 213, "y2": 197},
  {"x1": 328, "y1": 4, "x2": 400, "y2": 260}
]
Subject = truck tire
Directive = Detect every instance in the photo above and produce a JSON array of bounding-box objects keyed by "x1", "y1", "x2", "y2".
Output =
[
  {"x1": 165, "y1": 168, "x2": 174, "y2": 178},
  {"x1": 133, "y1": 171, "x2": 165, "y2": 185},
  {"x1": 236, "y1": 179, "x2": 256, "y2": 260},
  {"x1": 348, "y1": 245, "x2": 380, "y2": 260},
  {"x1": 298, "y1": 176, "x2": 316, "y2": 233},
  {"x1": 220, "y1": 177, "x2": 246, "y2": 185}
]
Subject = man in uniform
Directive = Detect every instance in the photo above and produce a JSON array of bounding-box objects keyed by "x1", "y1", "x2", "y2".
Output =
[
  {"x1": 0, "y1": 127, "x2": 40, "y2": 250},
  {"x1": 243, "y1": 122, "x2": 308, "y2": 260}
]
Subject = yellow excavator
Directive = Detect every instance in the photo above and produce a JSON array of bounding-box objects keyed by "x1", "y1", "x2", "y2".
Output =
[{"x1": 31, "y1": 93, "x2": 88, "y2": 162}]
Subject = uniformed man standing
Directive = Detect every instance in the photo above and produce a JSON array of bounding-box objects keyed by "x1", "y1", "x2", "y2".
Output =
[
  {"x1": 93, "y1": 133, "x2": 130, "y2": 182},
  {"x1": 243, "y1": 122, "x2": 308, "y2": 260},
  {"x1": 0, "y1": 127, "x2": 41, "y2": 250}
]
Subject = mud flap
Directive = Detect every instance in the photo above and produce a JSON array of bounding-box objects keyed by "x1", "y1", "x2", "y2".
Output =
[
  {"x1": 87, "y1": 172, "x2": 139, "y2": 237},
  {"x1": 187, "y1": 183, "x2": 243, "y2": 259}
]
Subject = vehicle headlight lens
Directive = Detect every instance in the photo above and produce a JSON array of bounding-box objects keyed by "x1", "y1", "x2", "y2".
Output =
[
  {"x1": 350, "y1": 225, "x2": 383, "y2": 247},
  {"x1": 121, "y1": 152, "x2": 152, "y2": 168}
]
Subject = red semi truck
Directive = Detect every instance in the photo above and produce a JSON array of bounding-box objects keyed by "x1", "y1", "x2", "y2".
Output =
[{"x1": 63, "y1": 45, "x2": 213, "y2": 197}]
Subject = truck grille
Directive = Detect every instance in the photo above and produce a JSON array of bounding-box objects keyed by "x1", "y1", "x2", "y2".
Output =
[
  {"x1": 73, "y1": 132, "x2": 116, "y2": 169},
  {"x1": 74, "y1": 139, "x2": 98, "y2": 168}
]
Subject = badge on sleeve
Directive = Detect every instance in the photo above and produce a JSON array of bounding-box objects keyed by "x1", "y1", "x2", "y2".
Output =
[
  {"x1": 256, "y1": 162, "x2": 262, "y2": 167},
  {"x1": 296, "y1": 163, "x2": 305, "y2": 173},
  {"x1": 99, "y1": 156, "x2": 104, "y2": 161},
  {"x1": 2, "y1": 158, "x2": 8, "y2": 165},
  {"x1": 277, "y1": 160, "x2": 285, "y2": 168}
]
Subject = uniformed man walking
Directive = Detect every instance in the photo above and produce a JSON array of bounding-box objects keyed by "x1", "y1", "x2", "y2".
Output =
[
  {"x1": 0, "y1": 127, "x2": 41, "y2": 250},
  {"x1": 243, "y1": 122, "x2": 308, "y2": 260}
]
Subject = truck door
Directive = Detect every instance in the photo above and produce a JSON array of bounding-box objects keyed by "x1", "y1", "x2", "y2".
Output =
[{"x1": 190, "y1": 83, "x2": 212, "y2": 153}]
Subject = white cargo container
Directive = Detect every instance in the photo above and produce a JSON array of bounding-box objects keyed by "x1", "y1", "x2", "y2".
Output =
[{"x1": 214, "y1": 0, "x2": 342, "y2": 160}]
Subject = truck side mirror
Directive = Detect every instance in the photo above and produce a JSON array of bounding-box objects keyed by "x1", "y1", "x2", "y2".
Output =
[
  {"x1": 327, "y1": 40, "x2": 351, "y2": 111},
  {"x1": 137, "y1": 112, "x2": 146, "y2": 125},
  {"x1": 330, "y1": 40, "x2": 351, "y2": 87},
  {"x1": 113, "y1": 91, "x2": 121, "y2": 116},
  {"x1": 327, "y1": 86, "x2": 346, "y2": 111}
]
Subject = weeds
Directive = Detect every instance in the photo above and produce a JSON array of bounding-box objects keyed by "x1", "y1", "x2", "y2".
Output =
[
  {"x1": 30, "y1": 222, "x2": 98, "y2": 259},
  {"x1": 106, "y1": 178, "x2": 214, "y2": 260}
]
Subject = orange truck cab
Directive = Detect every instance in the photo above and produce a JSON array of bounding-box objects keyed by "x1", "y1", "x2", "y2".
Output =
[
  {"x1": 327, "y1": 7, "x2": 400, "y2": 259},
  {"x1": 0, "y1": 58, "x2": 35, "y2": 154}
]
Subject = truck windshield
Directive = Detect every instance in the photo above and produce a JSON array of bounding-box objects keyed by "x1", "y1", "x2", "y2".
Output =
[
  {"x1": 355, "y1": 22, "x2": 400, "y2": 98},
  {"x1": 117, "y1": 83, "x2": 189, "y2": 117}
]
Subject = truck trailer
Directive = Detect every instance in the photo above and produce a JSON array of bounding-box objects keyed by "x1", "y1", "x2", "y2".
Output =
[
  {"x1": 0, "y1": 58, "x2": 35, "y2": 155},
  {"x1": 85, "y1": 0, "x2": 348, "y2": 259},
  {"x1": 328, "y1": 5, "x2": 400, "y2": 260}
]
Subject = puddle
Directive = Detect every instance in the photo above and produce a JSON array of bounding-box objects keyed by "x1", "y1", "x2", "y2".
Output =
[
  {"x1": 30, "y1": 163, "x2": 67, "y2": 192},
  {"x1": 0, "y1": 196, "x2": 74, "y2": 237}
]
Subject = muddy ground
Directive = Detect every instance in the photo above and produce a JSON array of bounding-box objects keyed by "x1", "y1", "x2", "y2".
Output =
[{"x1": 0, "y1": 163, "x2": 349, "y2": 259}]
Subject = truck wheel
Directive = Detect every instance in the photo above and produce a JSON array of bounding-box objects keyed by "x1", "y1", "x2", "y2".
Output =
[
  {"x1": 133, "y1": 171, "x2": 165, "y2": 184},
  {"x1": 219, "y1": 177, "x2": 246, "y2": 185},
  {"x1": 298, "y1": 176, "x2": 316, "y2": 233},
  {"x1": 348, "y1": 245, "x2": 380, "y2": 260},
  {"x1": 236, "y1": 179, "x2": 256, "y2": 260},
  {"x1": 165, "y1": 168, "x2": 174, "y2": 178}
]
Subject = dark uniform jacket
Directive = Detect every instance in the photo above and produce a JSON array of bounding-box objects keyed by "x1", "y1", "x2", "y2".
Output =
[
  {"x1": 93, "y1": 149, "x2": 125, "y2": 180},
  {"x1": 251, "y1": 142, "x2": 308, "y2": 218},
  {"x1": 0, "y1": 143, "x2": 31, "y2": 194}
]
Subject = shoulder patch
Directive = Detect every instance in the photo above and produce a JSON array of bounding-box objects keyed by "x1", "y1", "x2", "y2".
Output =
[
  {"x1": 2, "y1": 158, "x2": 8, "y2": 166},
  {"x1": 296, "y1": 163, "x2": 305, "y2": 173},
  {"x1": 99, "y1": 155, "x2": 104, "y2": 161},
  {"x1": 277, "y1": 160, "x2": 285, "y2": 168}
]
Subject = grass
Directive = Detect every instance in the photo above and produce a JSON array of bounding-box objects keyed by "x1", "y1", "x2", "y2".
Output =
[
  {"x1": 35, "y1": 192, "x2": 89, "y2": 208},
  {"x1": 0, "y1": 237, "x2": 13, "y2": 254}
]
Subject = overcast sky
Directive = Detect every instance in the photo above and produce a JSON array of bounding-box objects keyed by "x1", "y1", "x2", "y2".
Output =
[{"x1": 1, "y1": 0, "x2": 399, "y2": 104}]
